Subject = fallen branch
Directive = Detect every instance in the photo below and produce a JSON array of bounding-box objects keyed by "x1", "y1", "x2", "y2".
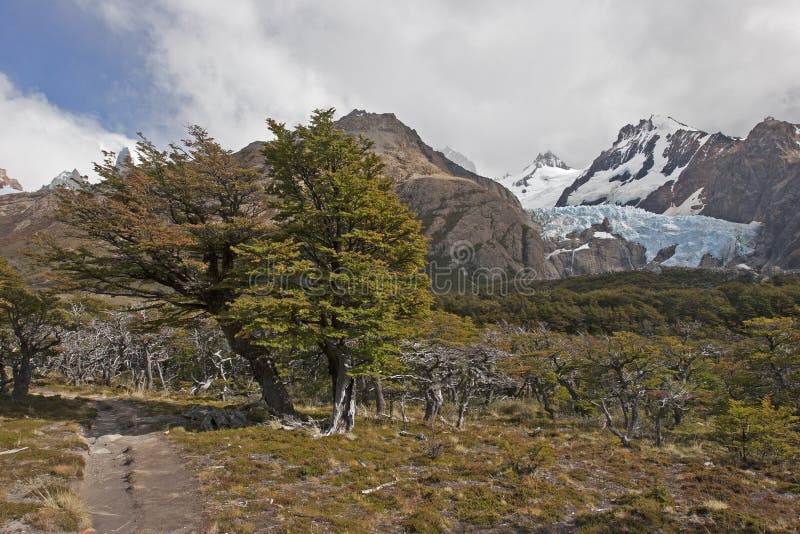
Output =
[
  {"x1": 0, "y1": 447, "x2": 29, "y2": 456},
  {"x1": 361, "y1": 476, "x2": 400, "y2": 494}
]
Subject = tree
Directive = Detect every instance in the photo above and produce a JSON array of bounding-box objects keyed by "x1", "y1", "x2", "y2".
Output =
[
  {"x1": 581, "y1": 332, "x2": 660, "y2": 447},
  {"x1": 715, "y1": 397, "x2": 800, "y2": 467},
  {"x1": 45, "y1": 127, "x2": 296, "y2": 416},
  {"x1": 0, "y1": 259, "x2": 62, "y2": 399},
  {"x1": 233, "y1": 109, "x2": 431, "y2": 434},
  {"x1": 503, "y1": 326, "x2": 588, "y2": 419},
  {"x1": 741, "y1": 317, "x2": 800, "y2": 409}
]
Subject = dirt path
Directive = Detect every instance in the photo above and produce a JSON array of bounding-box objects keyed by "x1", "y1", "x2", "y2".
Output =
[{"x1": 75, "y1": 397, "x2": 205, "y2": 534}]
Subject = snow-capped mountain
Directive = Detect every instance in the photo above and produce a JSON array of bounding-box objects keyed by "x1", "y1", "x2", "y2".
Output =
[
  {"x1": 42, "y1": 169, "x2": 89, "y2": 190},
  {"x1": 439, "y1": 146, "x2": 477, "y2": 173},
  {"x1": 556, "y1": 115, "x2": 725, "y2": 209},
  {"x1": 533, "y1": 205, "x2": 760, "y2": 268},
  {"x1": 497, "y1": 151, "x2": 581, "y2": 209},
  {"x1": 0, "y1": 168, "x2": 23, "y2": 195}
]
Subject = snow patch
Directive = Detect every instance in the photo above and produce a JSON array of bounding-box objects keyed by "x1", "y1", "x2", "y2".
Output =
[
  {"x1": 665, "y1": 187, "x2": 705, "y2": 216},
  {"x1": 497, "y1": 154, "x2": 581, "y2": 209},
  {"x1": 592, "y1": 231, "x2": 616, "y2": 239}
]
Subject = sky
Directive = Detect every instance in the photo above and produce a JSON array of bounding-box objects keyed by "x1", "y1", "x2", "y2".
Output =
[{"x1": 1, "y1": 0, "x2": 800, "y2": 190}]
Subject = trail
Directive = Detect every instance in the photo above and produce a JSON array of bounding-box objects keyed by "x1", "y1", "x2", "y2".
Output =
[{"x1": 74, "y1": 396, "x2": 205, "y2": 534}]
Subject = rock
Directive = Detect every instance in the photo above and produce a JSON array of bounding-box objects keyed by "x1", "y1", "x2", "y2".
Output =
[
  {"x1": 42, "y1": 169, "x2": 89, "y2": 190},
  {"x1": 182, "y1": 405, "x2": 250, "y2": 431},
  {"x1": 651, "y1": 244, "x2": 678, "y2": 264}
]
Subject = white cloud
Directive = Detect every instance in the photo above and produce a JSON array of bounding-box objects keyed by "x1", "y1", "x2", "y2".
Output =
[
  {"x1": 79, "y1": 0, "x2": 800, "y2": 177},
  {"x1": 0, "y1": 73, "x2": 135, "y2": 190}
]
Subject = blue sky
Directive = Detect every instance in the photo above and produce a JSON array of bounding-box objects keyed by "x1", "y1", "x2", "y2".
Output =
[
  {"x1": 1, "y1": 1, "x2": 799, "y2": 190},
  {"x1": 0, "y1": 0, "x2": 148, "y2": 137}
]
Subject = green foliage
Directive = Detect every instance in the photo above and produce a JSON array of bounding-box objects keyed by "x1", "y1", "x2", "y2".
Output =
[
  {"x1": 47, "y1": 126, "x2": 268, "y2": 316},
  {"x1": 437, "y1": 269, "x2": 800, "y2": 335},
  {"x1": 0, "y1": 259, "x2": 63, "y2": 398},
  {"x1": 714, "y1": 397, "x2": 800, "y2": 467},
  {"x1": 233, "y1": 109, "x2": 431, "y2": 378}
]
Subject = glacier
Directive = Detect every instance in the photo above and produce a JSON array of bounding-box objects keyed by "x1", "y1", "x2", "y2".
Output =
[{"x1": 531, "y1": 205, "x2": 762, "y2": 267}]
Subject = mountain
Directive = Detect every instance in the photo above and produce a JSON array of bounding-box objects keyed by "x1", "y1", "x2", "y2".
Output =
[
  {"x1": 552, "y1": 115, "x2": 800, "y2": 267},
  {"x1": 332, "y1": 110, "x2": 664, "y2": 278},
  {"x1": 556, "y1": 115, "x2": 726, "y2": 209},
  {"x1": 42, "y1": 169, "x2": 89, "y2": 190},
  {"x1": 439, "y1": 146, "x2": 477, "y2": 173},
  {"x1": 334, "y1": 110, "x2": 552, "y2": 274},
  {"x1": 497, "y1": 151, "x2": 581, "y2": 209},
  {"x1": 0, "y1": 168, "x2": 23, "y2": 195}
]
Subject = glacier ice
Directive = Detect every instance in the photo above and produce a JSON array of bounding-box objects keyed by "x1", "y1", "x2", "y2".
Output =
[{"x1": 531, "y1": 205, "x2": 761, "y2": 267}]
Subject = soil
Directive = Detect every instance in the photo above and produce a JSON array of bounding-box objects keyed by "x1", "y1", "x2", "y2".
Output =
[{"x1": 76, "y1": 397, "x2": 205, "y2": 534}]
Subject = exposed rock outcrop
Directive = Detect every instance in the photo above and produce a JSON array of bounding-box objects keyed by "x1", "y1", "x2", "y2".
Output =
[{"x1": 0, "y1": 168, "x2": 23, "y2": 195}]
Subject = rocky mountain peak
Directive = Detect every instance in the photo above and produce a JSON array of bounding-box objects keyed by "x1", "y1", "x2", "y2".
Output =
[
  {"x1": 743, "y1": 117, "x2": 800, "y2": 158},
  {"x1": 557, "y1": 114, "x2": 710, "y2": 208},
  {"x1": 440, "y1": 146, "x2": 477, "y2": 173},
  {"x1": 0, "y1": 168, "x2": 23, "y2": 195},
  {"x1": 115, "y1": 147, "x2": 132, "y2": 169},
  {"x1": 42, "y1": 169, "x2": 89, "y2": 190},
  {"x1": 530, "y1": 151, "x2": 570, "y2": 171}
]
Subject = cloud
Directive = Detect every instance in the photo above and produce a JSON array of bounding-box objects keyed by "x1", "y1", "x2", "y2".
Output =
[
  {"x1": 80, "y1": 0, "x2": 800, "y2": 177},
  {"x1": 0, "y1": 72, "x2": 135, "y2": 190}
]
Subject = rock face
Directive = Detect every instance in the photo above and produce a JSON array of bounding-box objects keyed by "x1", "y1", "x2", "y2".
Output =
[
  {"x1": 0, "y1": 189, "x2": 66, "y2": 277},
  {"x1": 0, "y1": 168, "x2": 23, "y2": 195},
  {"x1": 544, "y1": 221, "x2": 647, "y2": 277},
  {"x1": 440, "y1": 146, "x2": 477, "y2": 173},
  {"x1": 692, "y1": 118, "x2": 800, "y2": 268},
  {"x1": 334, "y1": 110, "x2": 556, "y2": 276}
]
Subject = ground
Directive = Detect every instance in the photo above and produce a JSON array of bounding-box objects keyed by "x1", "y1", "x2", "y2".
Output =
[{"x1": 2, "y1": 386, "x2": 799, "y2": 533}]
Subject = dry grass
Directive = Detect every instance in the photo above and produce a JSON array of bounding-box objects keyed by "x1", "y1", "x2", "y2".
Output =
[
  {"x1": 0, "y1": 394, "x2": 95, "y2": 531},
  {"x1": 27, "y1": 486, "x2": 91, "y2": 532},
  {"x1": 165, "y1": 400, "x2": 800, "y2": 533}
]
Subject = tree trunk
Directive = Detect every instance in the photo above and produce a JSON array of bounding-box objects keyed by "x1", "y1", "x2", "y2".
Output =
[
  {"x1": 220, "y1": 323, "x2": 296, "y2": 418},
  {"x1": 249, "y1": 358, "x2": 297, "y2": 418},
  {"x1": 374, "y1": 377, "x2": 387, "y2": 416},
  {"x1": 672, "y1": 406, "x2": 684, "y2": 427},
  {"x1": 456, "y1": 384, "x2": 470, "y2": 429},
  {"x1": 0, "y1": 356, "x2": 9, "y2": 397},
  {"x1": 156, "y1": 360, "x2": 168, "y2": 392},
  {"x1": 144, "y1": 349, "x2": 154, "y2": 390},
  {"x1": 12, "y1": 353, "x2": 32, "y2": 400},
  {"x1": 424, "y1": 385, "x2": 444, "y2": 422},
  {"x1": 654, "y1": 408, "x2": 665, "y2": 447},
  {"x1": 325, "y1": 342, "x2": 356, "y2": 435}
]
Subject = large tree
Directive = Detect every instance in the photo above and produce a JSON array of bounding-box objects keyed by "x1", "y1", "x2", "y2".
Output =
[
  {"x1": 0, "y1": 259, "x2": 62, "y2": 399},
  {"x1": 233, "y1": 109, "x2": 431, "y2": 434},
  {"x1": 45, "y1": 127, "x2": 295, "y2": 416}
]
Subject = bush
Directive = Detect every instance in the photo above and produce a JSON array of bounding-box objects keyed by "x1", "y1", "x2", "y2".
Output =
[{"x1": 714, "y1": 397, "x2": 800, "y2": 467}]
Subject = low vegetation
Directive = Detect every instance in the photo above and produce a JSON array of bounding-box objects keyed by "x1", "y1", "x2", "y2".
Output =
[
  {"x1": 166, "y1": 402, "x2": 800, "y2": 532},
  {"x1": 0, "y1": 395, "x2": 95, "y2": 531}
]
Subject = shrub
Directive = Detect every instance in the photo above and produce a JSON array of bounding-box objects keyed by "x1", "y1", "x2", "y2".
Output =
[{"x1": 714, "y1": 397, "x2": 800, "y2": 467}]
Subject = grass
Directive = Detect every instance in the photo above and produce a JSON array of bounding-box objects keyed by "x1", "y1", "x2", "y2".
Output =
[
  {"x1": 164, "y1": 400, "x2": 800, "y2": 533},
  {"x1": 4, "y1": 387, "x2": 799, "y2": 532},
  {"x1": 0, "y1": 393, "x2": 95, "y2": 531}
]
